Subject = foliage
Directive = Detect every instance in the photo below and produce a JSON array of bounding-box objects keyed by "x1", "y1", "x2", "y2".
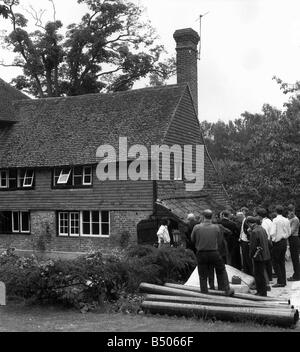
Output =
[
  {"x1": 0, "y1": 246, "x2": 197, "y2": 310},
  {"x1": 0, "y1": 0, "x2": 175, "y2": 97},
  {"x1": 201, "y1": 96, "x2": 300, "y2": 212}
]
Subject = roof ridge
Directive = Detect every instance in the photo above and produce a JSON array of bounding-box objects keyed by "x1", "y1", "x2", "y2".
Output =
[{"x1": 13, "y1": 83, "x2": 187, "y2": 105}]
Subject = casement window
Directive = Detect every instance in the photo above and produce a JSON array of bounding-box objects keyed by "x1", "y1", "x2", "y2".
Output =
[
  {"x1": 18, "y1": 169, "x2": 35, "y2": 188},
  {"x1": 53, "y1": 166, "x2": 93, "y2": 188},
  {"x1": 0, "y1": 169, "x2": 34, "y2": 190},
  {"x1": 57, "y1": 168, "x2": 72, "y2": 185},
  {"x1": 0, "y1": 170, "x2": 8, "y2": 188},
  {"x1": 0, "y1": 211, "x2": 30, "y2": 234},
  {"x1": 58, "y1": 211, "x2": 110, "y2": 237}
]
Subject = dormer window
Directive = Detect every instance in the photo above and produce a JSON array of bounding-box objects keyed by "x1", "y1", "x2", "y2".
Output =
[{"x1": 53, "y1": 166, "x2": 93, "y2": 188}]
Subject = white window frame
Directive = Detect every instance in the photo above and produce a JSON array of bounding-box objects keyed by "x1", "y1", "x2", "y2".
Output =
[
  {"x1": 23, "y1": 169, "x2": 35, "y2": 188},
  {"x1": 12, "y1": 211, "x2": 20, "y2": 233},
  {"x1": 57, "y1": 169, "x2": 71, "y2": 185},
  {"x1": 69, "y1": 212, "x2": 80, "y2": 237},
  {"x1": 58, "y1": 212, "x2": 69, "y2": 236},
  {"x1": 82, "y1": 166, "x2": 92, "y2": 186},
  {"x1": 100, "y1": 211, "x2": 110, "y2": 237},
  {"x1": 20, "y1": 212, "x2": 30, "y2": 233},
  {"x1": 0, "y1": 170, "x2": 8, "y2": 188}
]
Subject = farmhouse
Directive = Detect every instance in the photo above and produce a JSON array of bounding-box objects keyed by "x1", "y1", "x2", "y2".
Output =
[{"x1": 0, "y1": 28, "x2": 229, "y2": 257}]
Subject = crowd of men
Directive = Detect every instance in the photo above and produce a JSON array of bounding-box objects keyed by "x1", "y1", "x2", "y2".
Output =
[{"x1": 184, "y1": 205, "x2": 300, "y2": 297}]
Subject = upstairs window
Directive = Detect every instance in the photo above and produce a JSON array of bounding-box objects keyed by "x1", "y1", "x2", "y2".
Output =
[
  {"x1": 0, "y1": 169, "x2": 34, "y2": 190},
  {"x1": 53, "y1": 166, "x2": 93, "y2": 188},
  {"x1": 0, "y1": 170, "x2": 8, "y2": 188},
  {"x1": 18, "y1": 169, "x2": 35, "y2": 188}
]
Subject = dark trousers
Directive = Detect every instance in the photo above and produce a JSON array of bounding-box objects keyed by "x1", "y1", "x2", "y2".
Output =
[
  {"x1": 265, "y1": 241, "x2": 273, "y2": 281},
  {"x1": 196, "y1": 250, "x2": 230, "y2": 293},
  {"x1": 289, "y1": 236, "x2": 300, "y2": 280},
  {"x1": 240, "y1": 241, "x2": 253, "y2": 276},
  {"x1": 253, "y1": 260, "x2": 267, "y2": 296},
  {"x1": 271, "y1": 239, "x2": 287, "y2": 285},
  {"x1": 229, "y1": 241, "x2": 242, "y2": 270}
]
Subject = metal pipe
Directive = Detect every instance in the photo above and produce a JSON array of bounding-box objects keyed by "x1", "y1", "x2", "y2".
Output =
[
  {"x1": 144, "y1": 294, "x2": 294, "y2": 311},
  {"x1": 164, "y1": 283, "x2": 290, "y2": 305},
  {"x1": 141, "y1": 301, "x2": 299, "y2": 327}
]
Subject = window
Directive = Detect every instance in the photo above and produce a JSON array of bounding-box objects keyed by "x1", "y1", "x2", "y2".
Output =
[
  {"x1": 53, "y1": 166, "x2": 93, "y2": 188},
  {"x1": 23, "y1": 170, "x2": 35, "y2": 187},
  {"x1": 58, "y1": 211, "x2": 110, "y2": 237},
  {"x1": 12, "y1": 211, "x2": 20, "y2": 233},
  {"x1": 0, "y1": 211, "x2": 30, "y2": 234},
  {"x1": 0, "y1": 170, "x2": 8, "y2": 188},
  {"x1": 83, "y1": 167, "x2": 92, "y2": 185},
  {"x1": 0, "y1": 169, "x2": 34, "y2": 190},
  {"x1": 57, "y1": 168, "x2": 71, "y2": 185},
  {"x1": 70, "y1": 212, "x2": 80, "y2": 237},
  {"x1": 58, "y1": 212, "x2": 69, "y2": 236}
]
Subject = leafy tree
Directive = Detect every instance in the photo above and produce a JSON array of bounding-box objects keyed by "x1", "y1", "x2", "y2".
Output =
[
  {"x1": 0, "y1": 0, "x2": 175, "y2": 97},
  {"x1": 202, "y1": 99, "x2": 300, "y2": 212}
]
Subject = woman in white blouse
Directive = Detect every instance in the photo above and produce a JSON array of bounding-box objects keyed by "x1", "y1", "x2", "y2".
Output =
[{"x1": 157, "y1": 219, "x2": 171, "y2": 248}]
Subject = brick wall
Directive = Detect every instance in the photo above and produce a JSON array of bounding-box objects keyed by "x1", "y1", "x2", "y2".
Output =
[{"x1": 0, "y1": 210, "x2": 153, "y2": 258}]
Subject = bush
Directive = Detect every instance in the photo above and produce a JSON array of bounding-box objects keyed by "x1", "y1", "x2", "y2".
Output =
[{"x1": 0, "y1": 245, "x2": 197, "y2": 310}]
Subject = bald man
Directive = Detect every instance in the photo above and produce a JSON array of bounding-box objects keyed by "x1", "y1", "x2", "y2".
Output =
[
  {"x1": 185, "y1": 213, "x2": 199, "y2": 254},
  {"x1": 191, "y1": 209, "x2": 233, "y2": 295}
]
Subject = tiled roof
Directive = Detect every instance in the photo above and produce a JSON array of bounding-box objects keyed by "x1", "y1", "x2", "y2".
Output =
[
  {"x1": 157, "y1": 197, "x2": 225, "y2": 222},
  {"x1": 0, "y1": 78, "x2": 29, "y2": 122},
  {"x1": 0, "y1": 84, "x2": 187, "y2": 168}
]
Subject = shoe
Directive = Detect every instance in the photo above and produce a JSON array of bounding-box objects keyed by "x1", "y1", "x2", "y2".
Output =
[
  {"x1": 287, "y1": 277, "x2": 300, "y2": 282},
  {"x1": 272, "y1": 284, "x2": 286, "y2": 288},
  {"x1": 255, "y1": 292, "x2": 267, "y2": 297}
]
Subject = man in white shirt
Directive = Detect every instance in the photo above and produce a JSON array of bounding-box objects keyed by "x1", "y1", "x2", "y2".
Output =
[{"x1": 270, "y1": 205, "x2": 291, "y2": 287}]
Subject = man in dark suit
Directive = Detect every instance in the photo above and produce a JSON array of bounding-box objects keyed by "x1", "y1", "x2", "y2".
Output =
[
  {"x1": 220, "y1": 210, "x2": 242, "y2": 270},
  {"x1": 248, "y1": 216, "x2": 271, "y2": 296}
]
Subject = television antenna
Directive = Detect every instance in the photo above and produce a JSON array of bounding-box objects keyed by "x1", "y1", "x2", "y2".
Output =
[{"x1": 196, "y1": 12, "x2": 209, "y2": 60}]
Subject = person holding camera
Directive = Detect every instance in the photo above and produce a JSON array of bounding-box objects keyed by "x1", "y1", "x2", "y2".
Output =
[{"x1": 247, "y1": 216, "x2": 271, "y2": 297}]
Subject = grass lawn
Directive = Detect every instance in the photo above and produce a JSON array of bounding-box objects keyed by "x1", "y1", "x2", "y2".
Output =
[{"x1": 0, "y1": 300, "x2": 299, "y2": 332}]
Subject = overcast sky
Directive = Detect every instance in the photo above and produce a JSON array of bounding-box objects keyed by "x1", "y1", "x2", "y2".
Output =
[{"x1": 1, "y1": 0, "x2": 300, "y2": 122}]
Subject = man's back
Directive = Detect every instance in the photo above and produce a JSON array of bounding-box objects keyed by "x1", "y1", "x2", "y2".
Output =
[{"x1": 191, "y1": 222, "x2": 219, "y2": 252}]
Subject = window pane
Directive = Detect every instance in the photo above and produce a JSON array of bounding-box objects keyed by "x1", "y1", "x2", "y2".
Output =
[
  {"x1": 82, "y1": 211, "x2": 90, "y2": 223},
  {"x1": 9, "y1": 170, "x2": 17, "y2": 189},
  {"x1": 83, "y1": 222, "x2": 90, "y2": 235},
  {"x1": 101, "y1": 223, "x2": 109, "y2": 236},
  {"x1": 21, "y1": 212, "x2": 30, "y2": 232},
  {"x1": 12, "y1": 212, "x2": 20, "y2": 232},
  {"x1": 0, "y1": 171, "x2": 8, "y2": 188},
  {"x1": 92, "y1": 211, "x2": 99, "y2": 223},
  {"x1": 0, "y1": 212, "x2": 12, "y2": 233},
  {"x1": 92, "y1": 223, "x2": 100, "y2": 235},
  {"x1": 101, "y1": 211, "x2": 109, "y2": 223}
]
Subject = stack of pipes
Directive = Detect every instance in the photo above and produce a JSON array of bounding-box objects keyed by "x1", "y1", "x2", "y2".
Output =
[{"x1": 139, "y1": 282, "x2": 299, "y2": 328}]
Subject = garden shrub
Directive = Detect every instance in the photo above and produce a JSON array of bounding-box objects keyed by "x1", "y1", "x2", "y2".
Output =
[{"x1": 0, "y1": 245, "x2": 197, "y2": 310}]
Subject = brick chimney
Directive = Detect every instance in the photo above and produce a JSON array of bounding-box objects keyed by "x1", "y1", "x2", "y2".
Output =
[{"x1": 173, "y1": 28, "x2": 200, "y2": 113}]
